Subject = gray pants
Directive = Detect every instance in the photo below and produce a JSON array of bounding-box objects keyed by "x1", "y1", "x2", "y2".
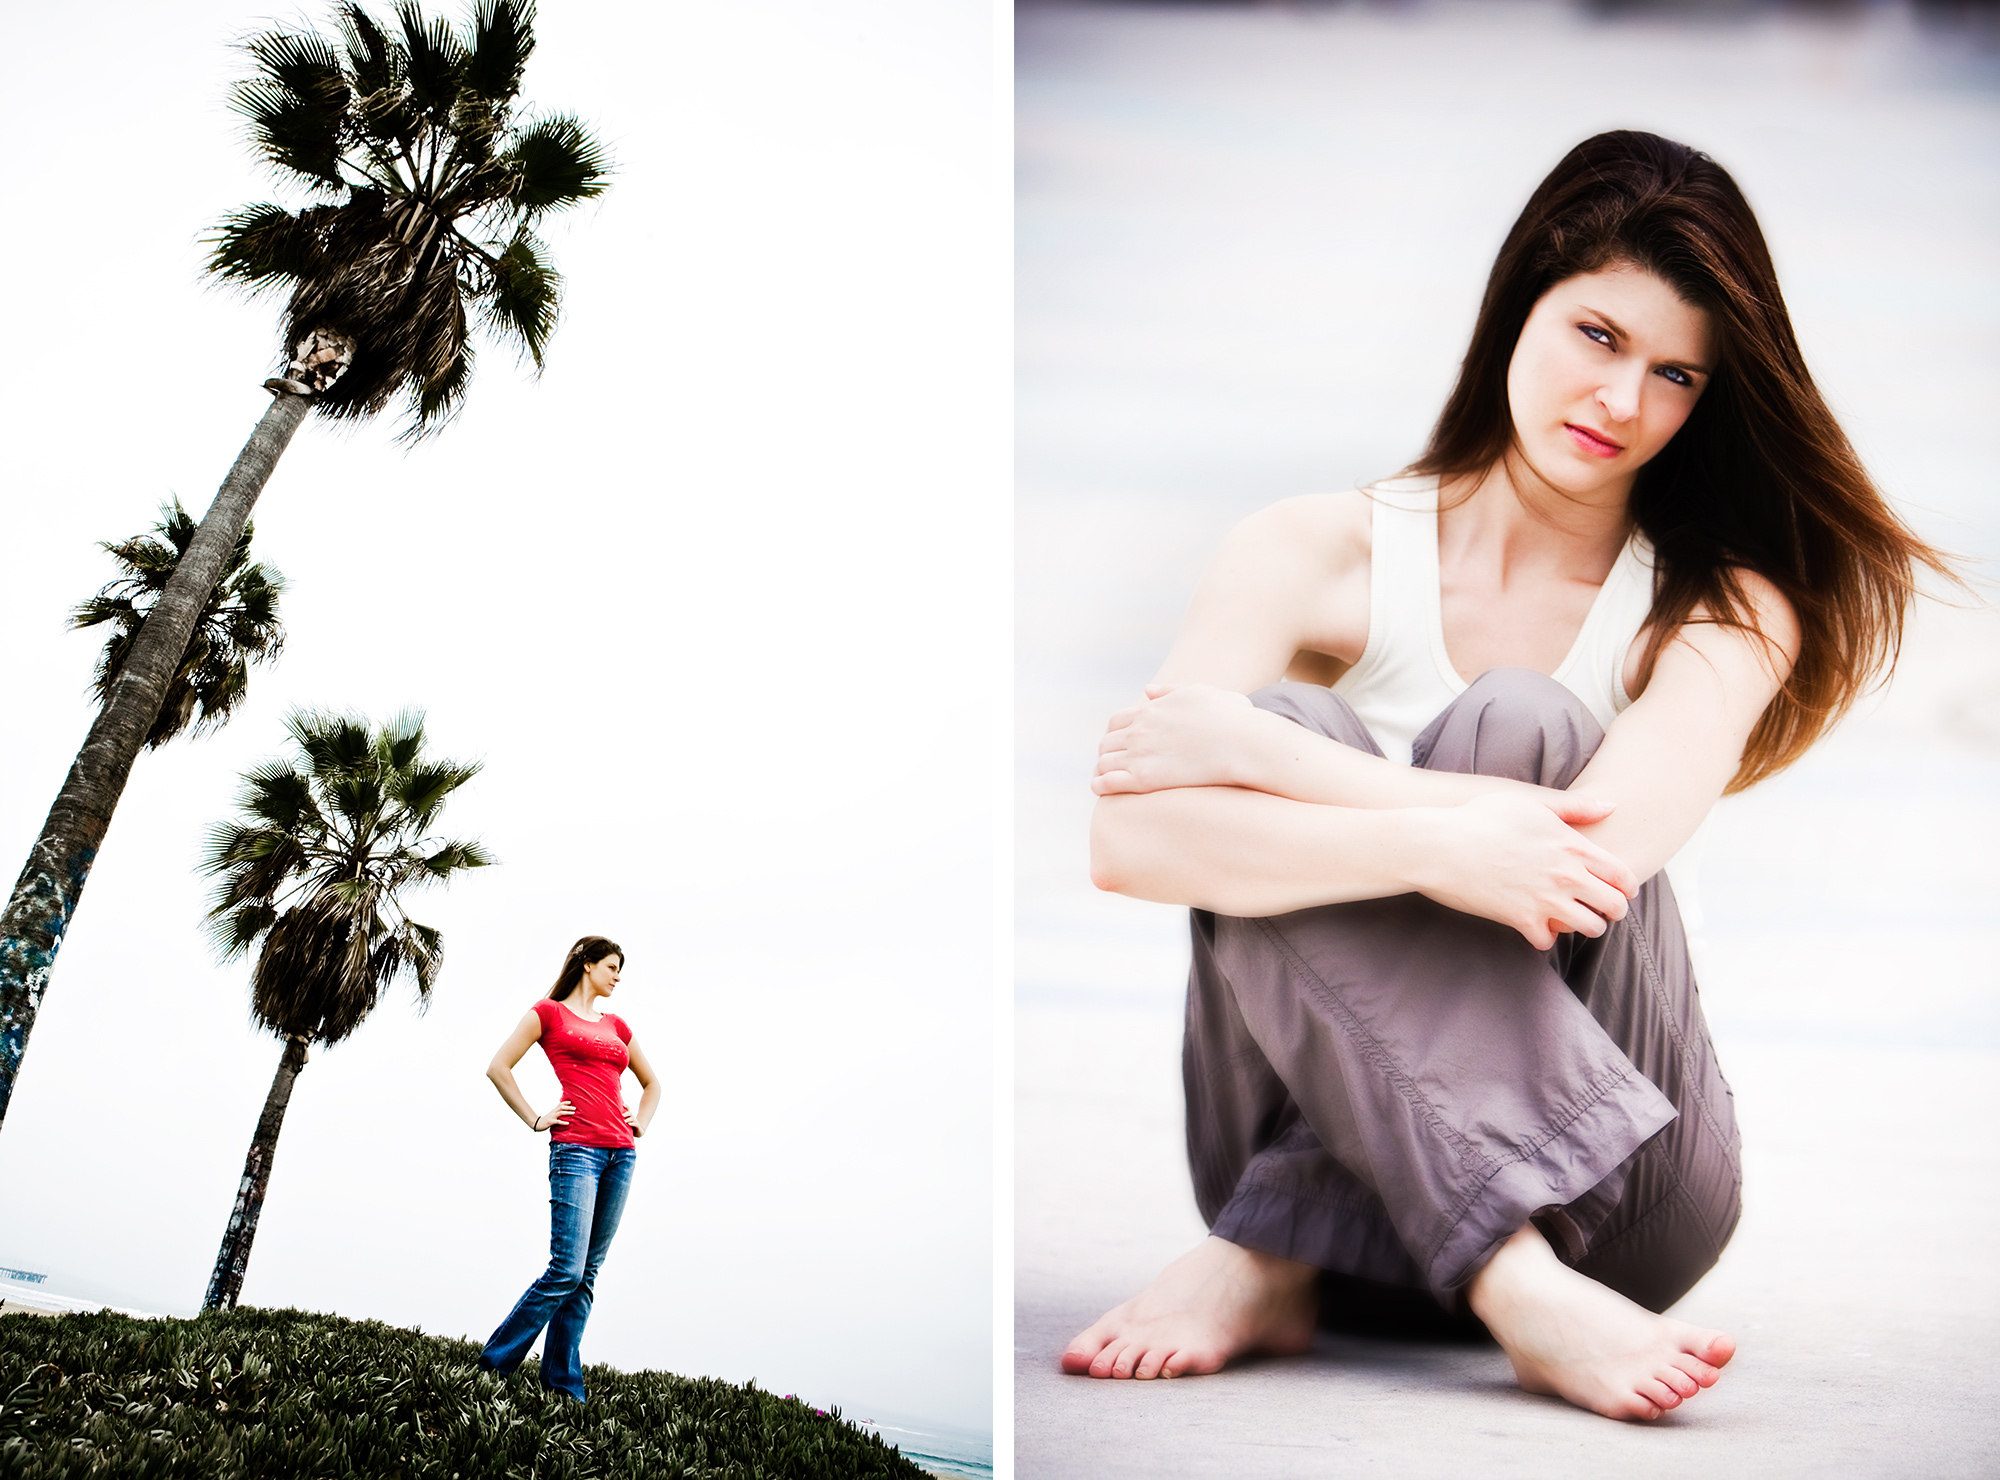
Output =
[{"x1": 1184, "y1": 669, "x2": 1742, "y2": 1313}]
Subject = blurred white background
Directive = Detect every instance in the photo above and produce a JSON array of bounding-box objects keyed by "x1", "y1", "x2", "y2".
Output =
[{"x1": 0, "y1": 0, "x2": 1003, "y2": 1446}]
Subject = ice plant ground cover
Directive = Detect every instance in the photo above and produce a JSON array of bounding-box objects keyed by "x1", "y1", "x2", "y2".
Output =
[{"x1": 0, "y1": 1307, "x2": 924, "y2": 1478}]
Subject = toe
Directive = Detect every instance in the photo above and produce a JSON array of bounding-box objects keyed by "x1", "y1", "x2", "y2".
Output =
[
  {"x1": 1636, "y1": 1376, "x2": 1681, "y2": 1411},
  {"x1": 1696, "y1": 1331, "x2": 1737, "y2": 1368},
  {"x1": 1132, "y1": 1345, "x2": 1170, "y2": 1380},
  {"x1": 1060, "y1": 1329, "x2": 1112, "y2": 1376},
  {"x1": 1673, "y1": 1353, "x2": 1723, "y2": 1387},
  {"x1": 1657, "y1": 1365, "x2": 1699, "y2": 1401},
  {"x1": 1085, "y1": 1340, "x2": 1126, "y2": 1379},
  {"x1": 1161, "y1": 1345, "x2": 1225, "y2": 1379},
  {"x1": 1612, "y1": 1385, "x2": 1666, "y2": 1420},
  {"x1": 1105, "y1": 1340, "x2": 1144, "y2": 1379}
]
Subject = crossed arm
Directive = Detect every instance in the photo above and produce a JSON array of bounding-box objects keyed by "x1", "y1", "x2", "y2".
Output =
[{"x1": 1088, "y1": 510, "x2": 1798, "y2": 949}]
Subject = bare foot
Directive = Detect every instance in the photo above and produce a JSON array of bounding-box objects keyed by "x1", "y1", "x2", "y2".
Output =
[
  {"x1": 1060, "y1": 1236, "x2": 1319, "y2": 1379},
  {"x1": 1467, "y1": 1223, "x2": 1736, "y2": 1420}
]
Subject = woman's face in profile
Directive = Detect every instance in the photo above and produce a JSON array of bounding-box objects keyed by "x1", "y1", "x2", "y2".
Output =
[
  {"x1": 1505, "y1": 263, "x2": 1713, "y2": 496},
  {"x1": 584, "y1": 955, "x2": 623, "y2": 994}
]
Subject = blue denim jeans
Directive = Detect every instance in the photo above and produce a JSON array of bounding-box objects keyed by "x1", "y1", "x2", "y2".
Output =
[{"x1": 478, "y1": 1142, "x2": 636, "y2": 1401}]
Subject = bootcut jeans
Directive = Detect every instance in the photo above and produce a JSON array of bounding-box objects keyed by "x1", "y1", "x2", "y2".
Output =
[
  {"x1": 1184, "y1": 668, "x2": 1742, "y2": 1317},
  {"x1": 479, "y1": 1141, "x2": 636, "y2": 1401}
]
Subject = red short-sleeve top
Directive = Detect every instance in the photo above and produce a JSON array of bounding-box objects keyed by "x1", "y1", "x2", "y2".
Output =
[{"x1": 532, "y1": 998, "x2": 635, "y2": 1148}]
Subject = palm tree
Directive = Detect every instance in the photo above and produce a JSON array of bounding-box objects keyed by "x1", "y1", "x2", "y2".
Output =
[
  {"x1": 200, "y1": 708, "x2": 492, "y2": 1311},
  {"x1": 0, "y1": 0, "x2": 604, "y2": 1127},
  {"x1": 71, "y1": 500, "x2": 287, "y2": 751}
]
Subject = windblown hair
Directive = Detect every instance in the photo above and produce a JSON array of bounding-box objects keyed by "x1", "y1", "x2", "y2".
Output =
[
  {"x1": 548, "y1": 936, "x2": 623, "y2": 1001},
  {"x1": 1411, "y1": 130, "x2": 1954, "y2": 790}
]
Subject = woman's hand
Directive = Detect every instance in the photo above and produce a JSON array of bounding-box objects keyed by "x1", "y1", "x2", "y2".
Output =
[
  {"x1": 1402, "y1": 791, "x2": 1639, "y2": 951},
  {"x1": 623, "y1": 1102, "x2": 643, "y2": 1137},
  {"x1": 530, "y1": 1099, "x2": 576, "y2": 1133},
  {"x1": 1095, "y1": 684, "x2": 1263, "y2": 795}
]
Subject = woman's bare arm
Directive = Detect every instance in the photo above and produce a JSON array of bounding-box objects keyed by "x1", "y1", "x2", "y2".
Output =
[
  {"x1": 486, "y1": 1010, "x2": 572, "y2": 1132},
  {"x1": 1093, "y1": 784, "x2": 1634, "y2": 947},
  {"x1": 1108, "y1": 495, "x2": 1577, "y2": 812},
  {"x1": 1568, "y1": 576, "x2": 1799, "y2": 878},
  {"x1": 623, "y1": 1036, "x2": 662, "y2": 1139},
  {"x1": 1094, "y1": 577, "x2": 1796, "y2": 926},
  {"x1": 1090, "y1": 480, "x2": 1796, "y2": 936}
]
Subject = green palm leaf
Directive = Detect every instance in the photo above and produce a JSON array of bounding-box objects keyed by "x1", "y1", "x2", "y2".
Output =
[
  {"x1": 463, "y1": 0, "x2": 534, "y2": 104},
  {"x1": 483, "y1": 225, "x2": 557, "y2": 366},
  {"x1": 501, "y1": 114, "x2": 609, "y2": 213},
  {"x1": 394, "y1": 0, "x2": 467, "y2": 123},
  {"x1": 69, "y1": 501, "x2": 286, "y2": 749},
  {"x1": 206, "y1": 0, "x2": 609, "y2": 436},
  {"x1": 233, "y1": 32, "x2": 352, "y2": 192},
  {"x1": 202, "y1": 710, "x2": 492, "y2": 1044}
]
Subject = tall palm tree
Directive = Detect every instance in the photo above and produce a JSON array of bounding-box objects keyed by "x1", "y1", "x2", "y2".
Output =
[
  {"x1": 71, "y1": 500, "x2": 287, "y2": 751},
  {"x1": 200, "y1": 708, "x2": 492, "y2": 1311},
  {"x1": 0, "y1": 0, "x2": 604, "y2": 1127}
]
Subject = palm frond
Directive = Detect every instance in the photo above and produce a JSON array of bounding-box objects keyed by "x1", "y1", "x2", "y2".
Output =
[
  {"x1": 208, "y1": 902, "x2": 280, "y2": 963},
  {"x1": 241, "y1": 762, "x2": 321, "y2": 831},
  {"x1": 394, "y1": 0, "x2": 466, "y2": 122},
  {"x1": 378, "y1": 710, "x2": 427, "y2": 771},
  {"x1": 410, "y1": 254, "x2": 471, "y2": 384},
  {"x1": 481, "y1": 225, "x2": 557, "y2": 367},
  {"x1": 419, "y1": 839, "x2": 493, "y2": 877},
  {"x1": 292, "y1": 711, "x2": 378, "y2": 776},
  {"x1": 213, "y1": 0, "x2": 603, "y2": 435},
  {"x1": 405, "y1": 921, "x2": 444, "y2": 996},
  {"x1": 244, "y1": 29, "x2": 349, "y2": 105},
  {"x1": 404, "y1": 340, "x2": 474, "y2": 439},
  {"x1": 393, "y1": 758, "x2": 481, "y2": 822},
  {"x1": 342, "y1": 5, "x2": 419, "y2": 152},
  {"x1": 71, "y1": 500, "x2": 285, "y2": 747},
  {"x1": 499, "y1": 113, "x2": 609, "y2": 214},
  {"x1": 371, "y1": 918, "x2": 444, "y2": 1001},
  {"x1": 208, "y1": 203, "x2": 326, "y2": 292},
  {"x1": 232, "y1": 31, "x2": 352, "y2": 193},
  {"x1": 328, "y1": 774, "x2": 385, "y2": 830},
  {"x1": 209, "y1": 708, "x2": 490, "y2": 1046},
  {"x1": 68, "y1": 593, "x2": 137, "y2": 635},
  {"x1": 462, "y1": 0, "x2": 533, "y2": 103},
  {"x1": 249, "y1": 897, "x2": 382, "y2": 1042}
]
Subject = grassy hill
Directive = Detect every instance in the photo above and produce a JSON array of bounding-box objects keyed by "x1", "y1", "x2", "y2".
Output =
[{"x1": 0, "y1": 1306, "x2": 927, "y2": 1478}]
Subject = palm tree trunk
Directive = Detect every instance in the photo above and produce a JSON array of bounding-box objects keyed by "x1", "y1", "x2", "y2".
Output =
[
  {"x1": 0, "y1": 390, "x2": 313, "y2": 1128},
  {"x1": 205, "y1": 1033, "x2": 309, "y2": 1312}
]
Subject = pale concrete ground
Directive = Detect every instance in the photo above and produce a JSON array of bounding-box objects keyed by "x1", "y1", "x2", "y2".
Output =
[{"x1": 1016, "y1": 4, "x2": 2000, "y2": 1475}]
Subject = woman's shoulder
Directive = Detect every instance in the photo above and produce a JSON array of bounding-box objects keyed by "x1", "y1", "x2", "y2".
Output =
[
  {"x1": 604, "y1": 1012, "x2": 633, "y2": 1044},
  {"x1": 1688, "y1": 566, "x2": 1802, "y2": 666},
  {"x1": 1218, "y1": 489, "x2": 1374, "y2": 576},
  {"x1": 530, "y1": 997, "x2": 561, "y2": 1025}
]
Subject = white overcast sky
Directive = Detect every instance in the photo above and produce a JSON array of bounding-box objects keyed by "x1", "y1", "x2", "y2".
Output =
[{"x1": 0, "y1": 0, "x2": 1004, "y2": 1441}]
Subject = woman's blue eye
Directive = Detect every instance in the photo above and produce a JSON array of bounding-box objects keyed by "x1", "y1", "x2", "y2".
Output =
[
  {"x1": 1657, "y1": 366, "x2": 1694, "y2": 388},
  {"x1": 1580, "y1": 324, "x2": 1613, "y2": 346}
]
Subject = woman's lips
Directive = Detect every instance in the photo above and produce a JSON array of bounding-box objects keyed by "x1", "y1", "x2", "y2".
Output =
[{"x1": 1564, "y1": 422, "x2": 1624, "y2": 458}]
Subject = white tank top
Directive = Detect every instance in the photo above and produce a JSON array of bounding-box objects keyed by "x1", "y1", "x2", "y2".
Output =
[
  {"x1": 1329, "y1": 476, "x2": 1654, "y2": 764},
  {"x1": 1322, "y1": 476, "x2": 1706, "y2": 945}
]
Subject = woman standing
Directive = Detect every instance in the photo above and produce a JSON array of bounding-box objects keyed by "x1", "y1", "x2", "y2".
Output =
[
  {"x1": 1066, "y1": 131, "x2": 1951, "y2": 1420},
  {"x1": 480, "y1": 936, "x2": 660, "y2": 1402}
]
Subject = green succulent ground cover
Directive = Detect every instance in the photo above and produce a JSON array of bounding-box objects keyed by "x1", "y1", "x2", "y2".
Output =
[{"x1": 0, "y1": 1307, "x2": 926, "y2": 1479}]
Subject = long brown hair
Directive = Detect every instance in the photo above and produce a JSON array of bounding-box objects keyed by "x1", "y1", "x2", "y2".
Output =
[
  {"x1": 548, "y1": 936, "x2": 623, "y2": 1001},
  {"x1": 1411, "y1": 130, "x2": 1954, "y2": 790}
]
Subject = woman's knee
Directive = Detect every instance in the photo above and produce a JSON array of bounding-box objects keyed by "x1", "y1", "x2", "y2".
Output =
[
  {"x1": 1413, "y1": 668, "x2": 1604, "y2": 787},
  {"x1": 1247, "y1": 683, "x2": 1381, "y2": 755}
]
